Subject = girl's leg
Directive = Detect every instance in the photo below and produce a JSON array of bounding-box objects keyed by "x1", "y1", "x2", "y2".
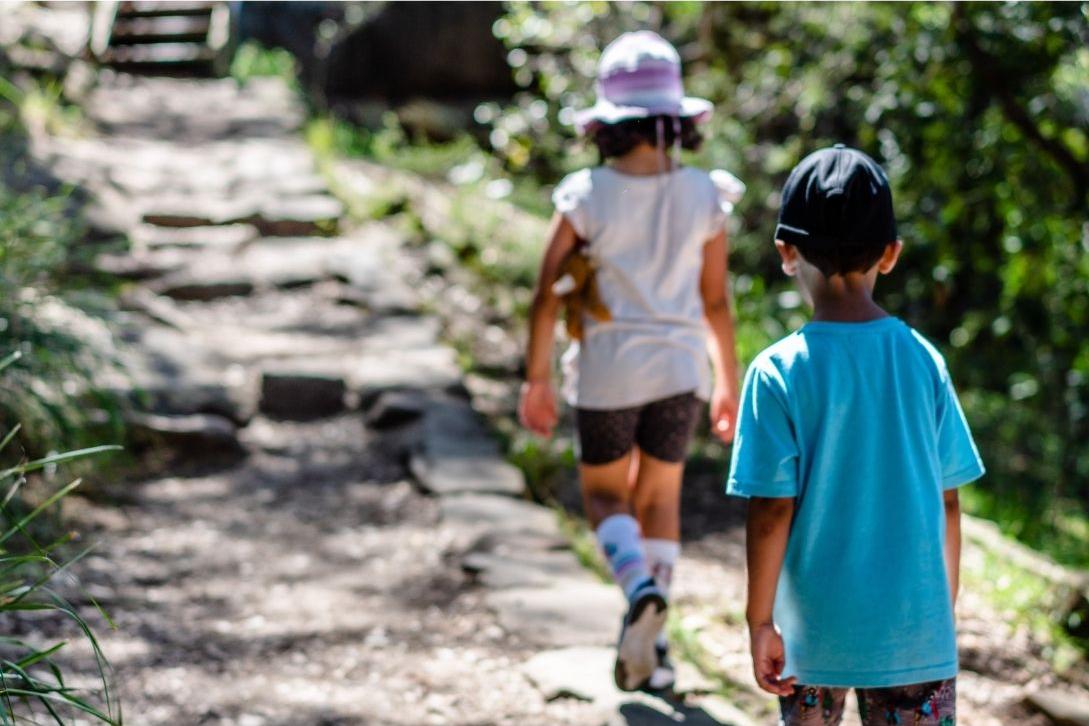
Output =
[
  {"x1": 631, "y1": 392, "x2": 701, "y2": 590},
  {"x1": 577, "y1": 406, "x2": 669, "y2": 692},
  {"x1": 579, "y1": 454, "x2": 635, "y2": 529}
]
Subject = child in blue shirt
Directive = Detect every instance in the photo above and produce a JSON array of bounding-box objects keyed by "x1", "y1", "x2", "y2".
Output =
[{"x1": 727, "y1": 145, "x2": 984, "y2": 725}]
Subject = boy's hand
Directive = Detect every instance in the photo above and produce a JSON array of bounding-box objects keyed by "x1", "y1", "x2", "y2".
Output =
[
  {"x1": 519, "y1": 380, "x2": 558, "y2": 437},
  {"x1": 710, "y1": 384, "x2": 738, "y2": 444},
  {"x1": 749, "y1": 622, "x2": 796, "y2": 696}
]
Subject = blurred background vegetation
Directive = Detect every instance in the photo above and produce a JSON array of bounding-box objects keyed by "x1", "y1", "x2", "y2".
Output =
[{"x1": 293, "y1": 1, "x2": 1089, "y2": 569}]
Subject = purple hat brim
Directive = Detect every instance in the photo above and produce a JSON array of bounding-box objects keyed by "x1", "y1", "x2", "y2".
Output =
[{"x1": 572, "y1": 96, "x2": 713, "y2": 134}]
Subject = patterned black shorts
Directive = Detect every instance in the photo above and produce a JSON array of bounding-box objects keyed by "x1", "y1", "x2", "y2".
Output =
[{"x1": 575, "y1": 391, "x2": 702, "y2": 465}]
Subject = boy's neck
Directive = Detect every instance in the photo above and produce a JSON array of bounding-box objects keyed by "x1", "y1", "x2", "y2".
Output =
[
  {"x1": 610, "y1": 143, "x2": 676, "y2": 176},
  {"x1": 807, "y1": 273, "x2": 889, "y2": 323}
]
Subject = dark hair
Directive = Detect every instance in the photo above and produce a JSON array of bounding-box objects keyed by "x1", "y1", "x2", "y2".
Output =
[
  {"x1": 592, "y1": 115, "x2": 703, "y2": 159},
  {"x1": 792, "y1": 241, "x2": 890, "y2": 278}
]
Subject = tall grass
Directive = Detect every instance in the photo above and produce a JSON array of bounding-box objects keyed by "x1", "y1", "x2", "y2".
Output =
[{"x1": 0, "y1": 351, "x2": 121, "y2": 724}]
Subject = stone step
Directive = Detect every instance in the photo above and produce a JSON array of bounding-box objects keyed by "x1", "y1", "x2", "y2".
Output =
[
  {"x1": 100, "y1": 42, "x2": 215, "y2": 66},
  {"x1": 111, "y1": 14, "x2": 210, "y2": 44},
  {"x1": 128, "y1": 412, "x2": 244, "y2": 457},
  {"x1": 259, "y1": 371, "x2": 349, "y2": 421},
  {"x1": 117, "y1": 1, "x2": 217, "y2": 19}
]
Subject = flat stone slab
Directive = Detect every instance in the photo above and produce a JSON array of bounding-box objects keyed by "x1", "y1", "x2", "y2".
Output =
[
  {"x1": 259, "y1": 372, "x2": 347, "y2": 420},
  {"x1": 364, "y1": 389, "x2": 426, "y2": 429},
  {"x1": 411, "y1": 448, "x2": 523, "y2": 496},
  {"x1": 93, "y1": 250, "x2": 187, "y2": 280},
  {"x1": 352, "y1": 345, "x2": 461, "y2": 391},
  {"x1": 487, "y1": 582, "x2": 625, "y2": 647},
  {"x1": 154, "y1": 278, "x2": 255, "y2": 301},
  {"x1": 1025, "y1": 689, "x2": 1089, "y2": 726},
  {"x1": 130, "y1": 223, "x2": 259, "y2": 251},
  {"x1": 128, "y1": 412, "x2": 243, "y2": 456},
  {"x1": 439, "y1": 494, "x2": 560, "y2": 539},
  {"x1": 522, "y1": 646, "x2": 621, "y2": 703},
  {"x1": 142, "y1": 196, "x2": 260, "y2": 228},
  {"x1": 462, "y1": 549, "x2": 588, "y2": 589},
  {"x1": 254, "y1": 195, "x2": 343, "y2": 236}
]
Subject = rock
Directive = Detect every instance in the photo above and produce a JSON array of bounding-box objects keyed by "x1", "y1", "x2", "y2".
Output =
[
  {"x1": 353, "y1": 345, "x2": 461, "y2": 391},
  {"x1": 254, "y1": 195, "x2": 343, "y2": 237},
  {"x1": 522, "y1": 646, "x2": 620, "y2": 703},
  {"x1": 130, "y1": 223, "x2": 259, "y2": 251},
  {"x1": 260, "y1": 372, "x2": 347, "y2": 420},
  {"x1": 411, "y1": 453, "x2": 524, "y2": 497},
  {"x1": 364, "y1": 390, "x2": 426, "y2": 429},
  {"x1": 462, "y1": 549, "x2": 588, "y2": 589},
  {"x1": 439, "y1": 494, "x2": 560, "y2": 539},
  {"x1": 119, "y1": 288, "x2": 196, "y2": 330},
  {"x1": 142, "y1": 197, "x2": 260, "y2": 228},
  {"x1": 155, "y1": 278, "x2": 255, "y2": 301},
  {"x1": 135, "y1": 379, "x2": 258, "y2": 427},
  {"x1": 487, "y1": 582, "x2": 626, "y2": 647},
  {"x1": 1025, "y1": 689, "x2": 1089, "y2": 726},
  {"x1": 128, "y1": 412, "x2": 244, "y2": 456},
  {"x1": 93, "y1": 251, "x2": 187, "y2": 280},
  {"x1": 409, "y1": 396, "x2": 525, "y2": 496}
]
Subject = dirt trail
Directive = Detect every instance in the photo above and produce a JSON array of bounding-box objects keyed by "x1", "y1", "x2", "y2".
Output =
[{"x1": 36, "y1": 74, "x2": 752, "y2": 726}]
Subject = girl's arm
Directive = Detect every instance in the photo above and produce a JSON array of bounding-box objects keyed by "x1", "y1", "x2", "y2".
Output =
[
  {"x1": 520, "y1": 212, "x2": 579, "y2": 437},
  {"x1": 700, "y1": 228, "x2": 740, "y2": 443},
  {"x1": 745, "y1": 496, "x2": 796, "y2": 696}
]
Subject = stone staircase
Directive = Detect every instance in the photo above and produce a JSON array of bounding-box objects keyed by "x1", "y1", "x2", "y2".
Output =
[{"x1": 90, "y1": 1, "x2": 232, "y2": 76}]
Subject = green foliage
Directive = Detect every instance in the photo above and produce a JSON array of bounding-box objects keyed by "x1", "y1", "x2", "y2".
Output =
[
  {"x1": 492, "y1": 1, "x2": 1089, "y2": 565},
  {"x1": 229, "y1": 41, "x2": 297, "y2": 86},
  {"x1": 0, "y1": 353, "x2": 121, "y2": 724},
  {"x1": 0, "y1": 78, "x2": 125, "y2": 469},
  {"x1": 961, "y1": 532, "x2": 1087, "y2": 671}
]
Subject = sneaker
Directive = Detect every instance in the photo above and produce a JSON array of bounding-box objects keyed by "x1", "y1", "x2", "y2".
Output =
[
  {"x1": 646, "y1": 641, "x2": 676, "y2": 691},
  {"x1": 613, "y1": 580, "x2": 668, "y2": 691}
]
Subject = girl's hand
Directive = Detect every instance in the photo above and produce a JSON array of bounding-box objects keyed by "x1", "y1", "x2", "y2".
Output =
[
  {"x1": 749, "y1": 622, "x2": 796, "y2": 696},
  {"x1": 710, "y1": 384, "x2": 738, "y2": 444},
  {"x1": 519, "y1": 380, "x2": 558, "y2": 437}
]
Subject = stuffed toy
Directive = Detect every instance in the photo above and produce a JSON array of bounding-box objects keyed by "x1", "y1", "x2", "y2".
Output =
[{"x1": 551, "y1": 249, "x2": 611, "y2": 340}]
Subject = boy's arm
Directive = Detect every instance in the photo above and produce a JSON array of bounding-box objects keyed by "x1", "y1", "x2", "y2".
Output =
[
  {"x1": 700, "y1": 229, "x2": 740, "y2": 443},
  {"x1": 520, "y1": 213, "x2": 578, "y2": 436},
  {"x1": 746, "y1": 496, "x2": 796, "y2": 696},
  {"x1": 944, "y1": 488, "x2": 961, "y2": 608}
]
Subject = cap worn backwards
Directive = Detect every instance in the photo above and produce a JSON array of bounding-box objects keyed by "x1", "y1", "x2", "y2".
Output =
[{"x1": 775, "y1": 144, "x2": 897, "y2": 250}]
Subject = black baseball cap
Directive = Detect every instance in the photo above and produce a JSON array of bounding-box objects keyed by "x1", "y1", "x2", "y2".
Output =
[{"x1": 775, "y1": 144, "x2": 897, "y2": 250}]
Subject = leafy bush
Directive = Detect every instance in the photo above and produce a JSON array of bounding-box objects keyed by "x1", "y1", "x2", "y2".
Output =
[
  {"x1": 0, "y1": 80, "x2": 124, "y2": 467},
  {"x1": 489, "y1": 2, "x2": 1089, "y2": 565},
  {"x1": 229, "y1": 41, "x2": 298, "y2": 86},
  {"x1": 0, "y1": 351, "x2": 121, "y2": 724}
]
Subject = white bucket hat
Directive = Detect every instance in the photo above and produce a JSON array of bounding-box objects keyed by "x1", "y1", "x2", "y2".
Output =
[{"x1": 574, "y1": 30, "x2": 713, "y2": 134}]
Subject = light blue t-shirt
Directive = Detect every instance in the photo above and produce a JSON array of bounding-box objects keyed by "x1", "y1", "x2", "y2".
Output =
[{"x1": 727, "y1": 317, "x2": 984, "y2": 688}]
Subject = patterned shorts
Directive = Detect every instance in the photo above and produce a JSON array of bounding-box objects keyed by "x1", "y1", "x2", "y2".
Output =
[
  {"x1": 779, "y1": 678, "x2": 956, "y2": 726},
  {"x1": 575, "y1": 391, "x2": 702, "y2": 465}
]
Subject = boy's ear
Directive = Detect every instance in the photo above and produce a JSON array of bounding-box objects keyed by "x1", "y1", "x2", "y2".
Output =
[
  {"x1": 877, "y1": 240, "x2": 903, "y2": 275},
  {"x1": 775, "y1": 240, "x2": 799, "y2": 277}
]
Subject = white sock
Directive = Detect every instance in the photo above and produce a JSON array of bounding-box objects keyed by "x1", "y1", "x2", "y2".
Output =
[
  {"x1": 644, "y1": 538, "x2": 680, "y2": 648},
  {"x1": 643, "y1": 538, "x2": 680, "y2": 596},
  {"x1": 596, "y1": 514, "x2": 654, "y2": 601}
]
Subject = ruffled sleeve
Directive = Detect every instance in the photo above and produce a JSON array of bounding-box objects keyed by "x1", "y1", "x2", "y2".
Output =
[
  {"x1": 551, "y1": 168, "x2": 594, "y2": 240},
  {"x1": 708, "y1": 168, "x2": 746, "y2": 233}
]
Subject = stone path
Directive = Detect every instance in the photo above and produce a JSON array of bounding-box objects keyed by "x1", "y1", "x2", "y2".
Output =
[{"x1": 36, "y1": 74, "x2": 756, "y2": 725}]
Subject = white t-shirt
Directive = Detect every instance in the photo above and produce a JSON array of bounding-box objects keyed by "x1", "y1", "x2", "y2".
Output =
[{"x1": 552, "y1": 165, "x2": 737, "y2": 410}]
